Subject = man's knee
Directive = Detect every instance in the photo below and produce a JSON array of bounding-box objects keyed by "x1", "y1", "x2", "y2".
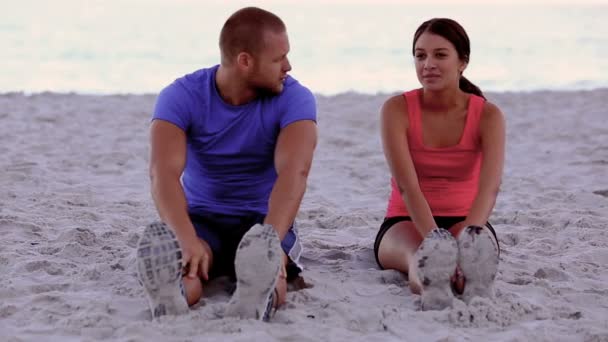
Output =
[
  {"x1": 275, "y1": 277, "x2": 287, "y2": 307},
  {"x1": 183, "y1": 276, "x2": 203, "y2": 306}
]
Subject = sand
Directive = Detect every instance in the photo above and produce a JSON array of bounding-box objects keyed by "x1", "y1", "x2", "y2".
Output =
[{"x1": 0, "y1": 89, "x2": 607, "y2": 341}]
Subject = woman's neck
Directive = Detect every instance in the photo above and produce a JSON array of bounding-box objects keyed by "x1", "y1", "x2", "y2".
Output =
[{"x1": 420, "y1": 87, "x2": 468, "y2": 113}]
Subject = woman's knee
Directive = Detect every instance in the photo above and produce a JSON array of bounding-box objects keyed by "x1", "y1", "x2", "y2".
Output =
[{"x1": 377, "y1": 221, "x2": 422, "y2": 271}]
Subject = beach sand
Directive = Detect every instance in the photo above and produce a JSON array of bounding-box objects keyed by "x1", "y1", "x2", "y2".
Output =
[{"x1": 0, "y1": 90, "x2": 607, "y2": 341}]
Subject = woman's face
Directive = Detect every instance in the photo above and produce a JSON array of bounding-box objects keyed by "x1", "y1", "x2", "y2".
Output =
[{"x1": 414, "y1": 32, "x2": 467, "y2": 91}]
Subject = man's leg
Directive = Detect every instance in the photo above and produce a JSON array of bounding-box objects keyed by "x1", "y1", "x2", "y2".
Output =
[
  {"x1": 273, "y1": 254, "x2": 288, "y2": 307},
  {"x1": 180, "y1": 237, "x2": 212, "y2": 306},
  {"x1": 225, "y1": 223, "x2": 283, "y2": 321},
  {"x1": 136, "y1": 222, "x2": 190, "y2": 318},
  {"x1": 137, "y1": 218, "x2": 221, "y2": 318}
]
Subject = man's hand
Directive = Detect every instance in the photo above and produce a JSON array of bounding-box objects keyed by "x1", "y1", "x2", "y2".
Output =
[{"x1": 179, "y1": 237, "x2": 213, "y2": 281}]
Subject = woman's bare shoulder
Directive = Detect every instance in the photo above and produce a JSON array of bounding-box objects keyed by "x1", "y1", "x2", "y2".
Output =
[{"x1": 381, "y1": 93, "x2": 408, "y2": 124}]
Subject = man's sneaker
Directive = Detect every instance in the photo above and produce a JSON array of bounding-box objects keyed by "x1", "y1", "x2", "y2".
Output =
[
  {"x1": 414, "y1": 228, "x2": 458, "y2": 311},
  {"x1": 136, "y1": 222, "x2": 189, "y2": 318},
  {"x1": 457, "y1": 225, "x2": 499, "y2": 303},
  {"x1": 225, "y1": 223, "x2": 283, "y2": 322}
]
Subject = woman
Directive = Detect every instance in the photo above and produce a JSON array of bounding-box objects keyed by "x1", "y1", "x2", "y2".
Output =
[{"x1": 375, "y1": 18, "x2": 505, "y2": 310}]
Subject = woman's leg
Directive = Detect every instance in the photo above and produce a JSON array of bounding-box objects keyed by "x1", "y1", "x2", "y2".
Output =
[
  {"x1": 376, "y1": 220, "x2": 424, "y2": 294},
  {"x1": 377, "y1": 219, "x2": 459, "y2": 310},
  {"x1": 450, "y1": 223, "x2": 500, "y2": 301}
]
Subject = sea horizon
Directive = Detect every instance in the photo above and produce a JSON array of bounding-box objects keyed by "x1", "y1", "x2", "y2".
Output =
[{"x1": 3, "y1": 0, "x2": 608, "y2": 95}]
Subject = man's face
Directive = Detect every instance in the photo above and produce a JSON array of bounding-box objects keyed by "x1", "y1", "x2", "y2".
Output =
[{"x1": 248, "y1": 30, "x2": 292, "y2": 94}]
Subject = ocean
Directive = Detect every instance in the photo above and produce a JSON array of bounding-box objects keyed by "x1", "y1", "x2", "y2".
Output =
[{"x1": 2, "y1": 0, "x2": 607, "y2": 95}]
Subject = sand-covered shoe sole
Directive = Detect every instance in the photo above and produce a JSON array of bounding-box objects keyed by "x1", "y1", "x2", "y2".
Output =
[
  {"x1": 225, "y1": 223, "x2": 283, "y2": 321},
  {"x1": 414, "y1": 228, "x2": 458, "y2": 311},
  {"x1": 457, "y1": 225, "x2": 499, "y2": 303},
  {"x1": 136, "y1": 222, "x2": 188, "y2": 318}
]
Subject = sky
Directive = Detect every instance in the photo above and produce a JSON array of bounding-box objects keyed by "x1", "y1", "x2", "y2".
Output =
[{"x1": 174, "y1": 0, "x2": 608, "y2": 4}]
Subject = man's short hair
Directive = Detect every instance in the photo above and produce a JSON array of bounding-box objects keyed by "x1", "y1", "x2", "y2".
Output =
[{"x1": 219, "y1": 7, "x2": 286, "y2": 63}]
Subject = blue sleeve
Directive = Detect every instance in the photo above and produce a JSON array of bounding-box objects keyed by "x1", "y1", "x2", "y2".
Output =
[
  {"x1": 279, "y1": 83, "x2": 317, "y2": 129},
  {"x1": 152, "y1": 82, "x2": 192, "y2": 132}
]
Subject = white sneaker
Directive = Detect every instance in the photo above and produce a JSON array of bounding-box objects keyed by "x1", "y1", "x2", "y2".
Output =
[
  {"x1": 136, "y1": 222, "x2": 189, "y2": 318},
  {"x1": 414, "y1": 228, "x2": 458, "y2": 311},
  {"x1": 225, "y1": 223, "x2": 283, "y2": 322},
  {"x1": 457, "y1": 225, "x2": 499, "y2": 303}
]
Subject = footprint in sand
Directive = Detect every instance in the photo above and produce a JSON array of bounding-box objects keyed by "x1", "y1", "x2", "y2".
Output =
[
  {"x1": 23, "y1": 260, "x2": 64, "y2": 276},
  {"x1": 533, "y1": 267, "x2": 569, "y2": 281},
  {"x1": 321, "y1": 250, "x2": 353, "y2": 261},
  {"x1": 58, "y1": 227, "x2": 98, "y2": 246},
  {"x1": 500, "y1": 232, "x2": 521, "y2": 247},
  {"x1": 0, "y1": 305, "x2": 18, "y2": 318}
]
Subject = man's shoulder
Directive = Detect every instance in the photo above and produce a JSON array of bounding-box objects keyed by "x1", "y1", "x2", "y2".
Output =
[
  {"x1": 281, "y1": 76, "x2": 313, "y2": 98},
  {"x1": 168, "y1": 65, "x2": 217, "y2": 92},
  {"x1": 158, "y1": 65, "x2": 218, "y2": 107},
  {"x1": 271, "y1": 76, "x2": 317, "y2": 125}
]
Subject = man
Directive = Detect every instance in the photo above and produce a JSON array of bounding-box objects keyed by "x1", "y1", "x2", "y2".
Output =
[{"x1": 136, "y1": 7, "x2": 317, "y2": 321}]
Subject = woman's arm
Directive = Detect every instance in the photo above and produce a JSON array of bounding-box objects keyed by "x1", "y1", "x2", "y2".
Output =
[
  {"x1": 381, "y1": 95, "x2": 437, "y2": 237},
  {"x1": 462, "y1": 101, "x2": 506, "y2": 229}
]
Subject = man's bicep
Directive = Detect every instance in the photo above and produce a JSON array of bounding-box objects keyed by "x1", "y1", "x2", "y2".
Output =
[
  {"x1": 279, "y1": 86, "x2": 317, "y2": 128},
  {"x1": 149, "y1": 119, "x2": 188, "y2": 178},
  {"x1": 274, "y1": 120, "x2": 317, "y2": 175}
]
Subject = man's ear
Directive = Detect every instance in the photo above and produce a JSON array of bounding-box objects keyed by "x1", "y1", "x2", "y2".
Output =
[{"x1": 236, "y1": 52, "x2": 253, "y2": 71}]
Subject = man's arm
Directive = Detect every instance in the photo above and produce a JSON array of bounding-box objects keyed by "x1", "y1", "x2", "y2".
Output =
[
  {"x1": 149, "y1": 120, "x2": 211, "y2": 280},
  {"x1": 264, "y1": 120, "x2": 317, "y2": 240}
]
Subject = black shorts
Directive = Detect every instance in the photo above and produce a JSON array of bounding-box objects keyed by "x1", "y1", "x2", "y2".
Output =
[
  {"x1": 373, "y1": 216, "x2": 499, "y2": 269},
  {"x1": 189, "y1": 212, "x2": 302, "y2": 282}
]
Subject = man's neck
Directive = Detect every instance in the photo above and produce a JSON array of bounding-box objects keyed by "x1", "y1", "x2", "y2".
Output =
[{"x1": 215, "y1": 65, "x2": 257, "y2": 106}]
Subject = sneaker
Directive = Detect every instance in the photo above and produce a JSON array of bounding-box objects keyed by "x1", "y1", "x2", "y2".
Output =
[
  {"x1": 225, "y1": 223, "x2": 283, "y2": 321},
  {"x1": 457, "y1": 225, "x2": 499, "y2": 303},
  {"x1": 414, "y1": 228, "x2": 458, "y2": 311},
  {"x1": 136, "y1": 222, "x2": 189, "y2": 318}
]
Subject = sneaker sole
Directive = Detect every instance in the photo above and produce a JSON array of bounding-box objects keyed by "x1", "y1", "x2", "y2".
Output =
[
  {"x1": 414, "y1": 228, "x2": 458, "y2": 311},
  {"x1": 225, "y1": 223, "x2": 283, "y2": 321},
  {"x1": 136, "y1": 222, "x2": 189, "y2": 318},
  {"x1": 457, "y1": 225, "x2": 499, "y2": 303}
]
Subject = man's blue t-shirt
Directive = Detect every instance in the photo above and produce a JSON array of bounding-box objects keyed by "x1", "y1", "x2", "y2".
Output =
[{"x1": 153, "y1": 65, "x2": 317, "y2": 216}]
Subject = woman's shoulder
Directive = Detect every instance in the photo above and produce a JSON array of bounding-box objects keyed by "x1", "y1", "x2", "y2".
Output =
[
  {"x1": 481, "y1": 100, "x2": 504, "y2": 119},
  {"x1": 381, "y1": 93, "x2": 409, "y2": 124},
  {"x1": 480, "y1": 100, "x2": 506, "y2": 131}
]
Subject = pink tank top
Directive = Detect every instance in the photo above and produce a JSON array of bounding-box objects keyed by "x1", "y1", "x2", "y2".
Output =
[{"x1": 386, "y1": 89, "x2": 485, "y2": 217}]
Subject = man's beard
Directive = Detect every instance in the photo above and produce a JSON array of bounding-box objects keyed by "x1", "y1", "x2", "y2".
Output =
[
  {"x1": 254, "y1": 85, "x2": 281, "y2": 97},
  {"x1": 249, "y1": 71, "x2": 282, "y2": 97}
]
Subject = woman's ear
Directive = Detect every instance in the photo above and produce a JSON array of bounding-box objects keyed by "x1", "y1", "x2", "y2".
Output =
[{"x1": 459, "y1": 61, "x2": 468, "y2": 74}]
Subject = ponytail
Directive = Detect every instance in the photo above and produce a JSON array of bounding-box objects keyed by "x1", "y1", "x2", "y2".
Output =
[{"x1": 459, "y1": 76, "x2": 485, "y2": 99}]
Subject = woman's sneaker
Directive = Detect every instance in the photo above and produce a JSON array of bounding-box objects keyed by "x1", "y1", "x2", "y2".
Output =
[
  {"x1": 457, "y1": 225, "x2": 499, "y2": 303},
  {"x1": 414, "y1": 228, "x2": 458, "y2": 311},
  {"x1": 136, "y1": 222, "x2": 189, "y2": 319}
]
